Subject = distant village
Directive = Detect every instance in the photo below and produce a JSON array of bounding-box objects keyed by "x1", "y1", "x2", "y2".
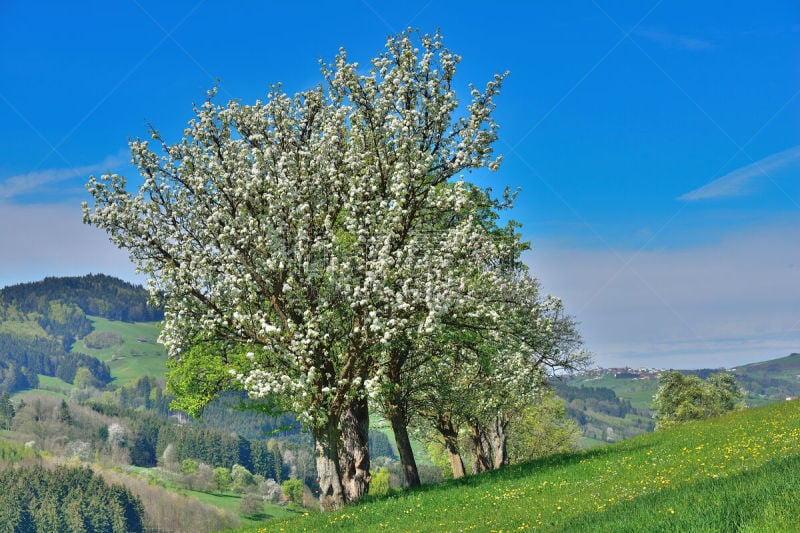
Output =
[{"x1": 574, "y1": 367, "x2": 668, "y2": 380}]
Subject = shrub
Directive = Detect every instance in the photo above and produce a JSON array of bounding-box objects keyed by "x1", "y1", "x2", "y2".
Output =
[
  {"x1": 282, "y1": 478, "x2": 304, "y2": 504},
  {"x1": 213, "y1": 466, "x2": 232, "y2": 492},
  {"x1": 238, "y1": 492, "x2": 265, "y2": 517},
  {"x1": 181, "y1": 458, "x2": 198, "y2": 475},
  {"x1": 231, "y1": 463, "x2": 255, "y2": 493},
  {"x1": 83, "y1": 331, "x2": 124, "y2": 349},
  {"x1": 369, "y1": 468, "x2": 390, "y2": 496}
]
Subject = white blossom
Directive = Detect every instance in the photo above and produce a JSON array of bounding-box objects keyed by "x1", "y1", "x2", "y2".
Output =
[{"x1": 84, "y1": 30, "x2": 509, "y2": 432}]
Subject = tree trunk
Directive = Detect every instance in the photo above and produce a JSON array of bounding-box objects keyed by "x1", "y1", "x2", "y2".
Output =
[
  {"x1": 339, "y1": 396, "x2": 371, "y2": 503},
  {"x1": 388, "y1": 409, "x2": 421, "y2": 487},
  {"x1": 470, "y1": 424, "x2": 492, "y2": 474},
  {"x1": 384, "y1": 344, "x2": 421, "y2": 487},
  {"x1": 435, "y1": 414, "x2": 465, "y2": 479},
  {"x1": 315, "y1": 420, "x2": 344, "y2": 511},
  {"x1": 489, "y1": 415, "x2": 509, "y2": 470}
]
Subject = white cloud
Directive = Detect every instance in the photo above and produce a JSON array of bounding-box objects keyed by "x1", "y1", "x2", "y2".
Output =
[
  {"x1": 0, "y1": 150, "x2": 128, "y2": 201},
  {"x1": 0, "y1": 203, "x2": 142, "y2": 288},
  {"x1": 525, "y1": 222, "x2": 800, "y2": 368},
  {"x1": 679, "y1": 145, "x2": 800, "y2": 201}
]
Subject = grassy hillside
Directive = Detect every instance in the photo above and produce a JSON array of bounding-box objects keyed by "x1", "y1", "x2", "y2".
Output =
[
  {"x1": 70, "y1": 316, "x2": 166, "y2": 385},
  {"x1": 246, "y1": 400, "x2": 800, "y2": 532},
  {"x1": 734, "y1": 353, "x2": 800, "y2": 377},
  {"x1": 732, "y1": 353, "x2": 800, "y2": 402},
  {"x1": 567, "y1": 373, "x2": 659, "y2": 411}
]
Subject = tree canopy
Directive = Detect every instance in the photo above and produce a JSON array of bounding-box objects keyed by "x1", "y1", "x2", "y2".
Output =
[
  {"x1": 652, "y1": 371, "x2": 745, "y2": 430},
  {"x1": 84, "y1": 29, "x2": 586, "y2": 509}
]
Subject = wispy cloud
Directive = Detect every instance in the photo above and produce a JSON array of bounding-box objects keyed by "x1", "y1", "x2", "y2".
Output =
[
  {"x1": 679, "y1": 145, "x2": 800, "y2": 201},
  {"x1": 635, "y1": 28, "x2": 715, "y2": 50},
  {"x1": 525, "y1": 221, "x2": 800, "y2": 368},
  {"x1": 0, "y1": 150, "x2": 128, "y2": 201}
]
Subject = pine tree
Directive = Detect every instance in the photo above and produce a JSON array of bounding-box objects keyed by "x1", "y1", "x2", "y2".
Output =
[{"x1": 0, "y1": 392, "x2": 14, "y2": 429}]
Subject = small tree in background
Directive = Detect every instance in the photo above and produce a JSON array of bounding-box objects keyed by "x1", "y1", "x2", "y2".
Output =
[
  {"x1": 368, "y1": 468, "x2": 390, "y2": 497},
  {"x1": 652, "y1": 371, "x2": 745, "y2": 430},
  {"x1": 282, "y1": 478, "x2": 304, "y2": 506},
  {"x1": 181, "y1": 458, "x2": 198, "y2": 475},
  {"x1": 0, "y1": 393, "x2": 14, "y2": 429},
  {"x1": 231, "y1": 464, "x2": 255, "y2": 493},
  {"x1": 212, "y1": 467, "x2": 232, "y2": 492},
  {"x1": 506, "y1": 388, "x2": 581, "y2": 463},
  {"x1": 238, "y1": 492, "x2": 264, "y2": 517}
]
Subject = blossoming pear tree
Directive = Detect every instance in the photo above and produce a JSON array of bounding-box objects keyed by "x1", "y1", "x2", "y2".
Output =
[
  {"x1": 374, "y1": 218, "x2": 587, "y2": 482},
  {"x1": 84, "y1": 30, "x2": 510, "y2": 510}
]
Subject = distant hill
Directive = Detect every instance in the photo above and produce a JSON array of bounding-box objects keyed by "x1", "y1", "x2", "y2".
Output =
[
  {"x1": 731, "y1": 353, "x2": 800, "y2": 400},
  {"x1": 0, "y1": 274, "x2": 164, "y2": 395},
  {"x1": 0, "y1": 273, "x2": 163, "y2": 323},
  {"x1": 561, "y1": 353, "x2": 800, "y2": 445}
]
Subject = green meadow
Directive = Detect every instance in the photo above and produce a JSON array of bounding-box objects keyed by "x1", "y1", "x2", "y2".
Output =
[
  {"x1": 70, "y1": 316, "x2": 166, "y2": 385},
  {"x1": 184, "y1": 488, "x2": 302, "y2": 527},
  {"x1": 243, "y1": 400, "x2": 800, "y2": 532}
]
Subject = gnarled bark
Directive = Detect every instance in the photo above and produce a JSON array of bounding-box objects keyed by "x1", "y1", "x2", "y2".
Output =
[
  {"x1": 315, "y1": 420, "x2": 344, "y2": 511},
  {"x1": 339, "y1": 396, "x2": 371, "y2": 502}
]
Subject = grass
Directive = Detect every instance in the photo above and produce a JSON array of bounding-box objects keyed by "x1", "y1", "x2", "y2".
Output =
[
  {"x1": 36, "y1": 374, "x2": 76, "y2": 395},
  {"x1": 70, "y1": 316, "x2": 167, "y2": 385},
  {"x1": 570, "y1": 373, "x2": 660, "y2": 411},
  {"x1": 125, "y1": 465, "x2": 302, "y2": 528},
  {"x1": 241, "y1": 400, "x2": 800, "y2": 532},
  {"x1": 11, "y1": 388, "x2": 70, "y2": 402},
  {"x1": 183, "y1": 488, "x2": 301, "y2": 526}
]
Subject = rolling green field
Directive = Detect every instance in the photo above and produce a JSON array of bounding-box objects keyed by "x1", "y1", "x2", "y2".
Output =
[
  {"x1": 124, "y1": 465, "x2": 303, "y2": 527},
  {"x1": 184, "y1": 488, "x2": 302, "y2": 526},
  {"x1": 733, "y1": 353, "x2": 800, "y2": 380},
  {"x1": 569, "y1": 374, "x2": 660, "y2": 411},
  {"x1": 70, "y1": 316, "x2": 167, "y2": 385},
  {"x1": 35, "y1": 375, "x2": 75, "y2": 396},
  {"x1": 242, "y1": 400, "x2": 800, "y2": 532}
]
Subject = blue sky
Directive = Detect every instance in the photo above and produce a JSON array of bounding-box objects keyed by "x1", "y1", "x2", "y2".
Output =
[{"x1": 1, "y1": 1, "x2": 798, "y2": 368}]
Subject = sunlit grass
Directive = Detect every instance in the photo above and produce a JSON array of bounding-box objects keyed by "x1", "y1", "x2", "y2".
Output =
[
  {"x1": 70, "y1": 316, "x2": 166, "y2": 385},
  {"x1": 183, "y1": 488, "x2": 301, "y2": 526},
  {"x1": 239, "y1": 400, "x2": 800, "y2": 532}
]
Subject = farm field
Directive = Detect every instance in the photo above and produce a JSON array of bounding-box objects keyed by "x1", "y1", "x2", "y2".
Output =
[
  {"x1": 70, "y1": 316, "x2": 166, "y2": 385},
  {"x1": 244, "y1": 400, "x2": 800, "y2": 532},
  {"x1": 568, "y1": 373, "x2": 659, "y2": 411}
]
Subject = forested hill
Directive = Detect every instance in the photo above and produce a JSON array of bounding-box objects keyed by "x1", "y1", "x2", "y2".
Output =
[
  {"x1": 0, "y1": 273, "x2": 163, "y2": 322},
  {"x1": 0, "y1": 274, "x2": 162, "y2": 395}
]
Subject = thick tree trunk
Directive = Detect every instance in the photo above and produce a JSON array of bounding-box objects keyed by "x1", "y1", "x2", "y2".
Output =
[
  {"x1": 388, "y1": 409, "x2": 421, "y2": 487},
  {"x1": 470, "y1": 424, "x2": 492, "y2": 474},
  {"x1": 435, "y1": 414, "x2": 465, "y2": 479},
  {"x1": 315, "y1": 421, "x2": 344, "y2": 511},
  {"x1": 339, "y1": 396, "x2": 371, "y2": 503},
  {"x1": 489, "y1": 415, "x2": 509, "y2": 470}
]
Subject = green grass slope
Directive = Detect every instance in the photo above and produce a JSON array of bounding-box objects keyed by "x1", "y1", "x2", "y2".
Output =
[
  {"x1": 732, "y1": 354, "x2": 800, "y2": 404},
  {"x1": 70, "y1": 316, "x2": 166, "y2": 385},
  {"x1": 568, "y1": 373, "x2": 659, "y2": 411},
  {"x1": 247, "y1": 400, "x2": 800, "y2": 532},
  {"x1": 734, "y1": 353, "x2": 800, "y2": 377}
]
